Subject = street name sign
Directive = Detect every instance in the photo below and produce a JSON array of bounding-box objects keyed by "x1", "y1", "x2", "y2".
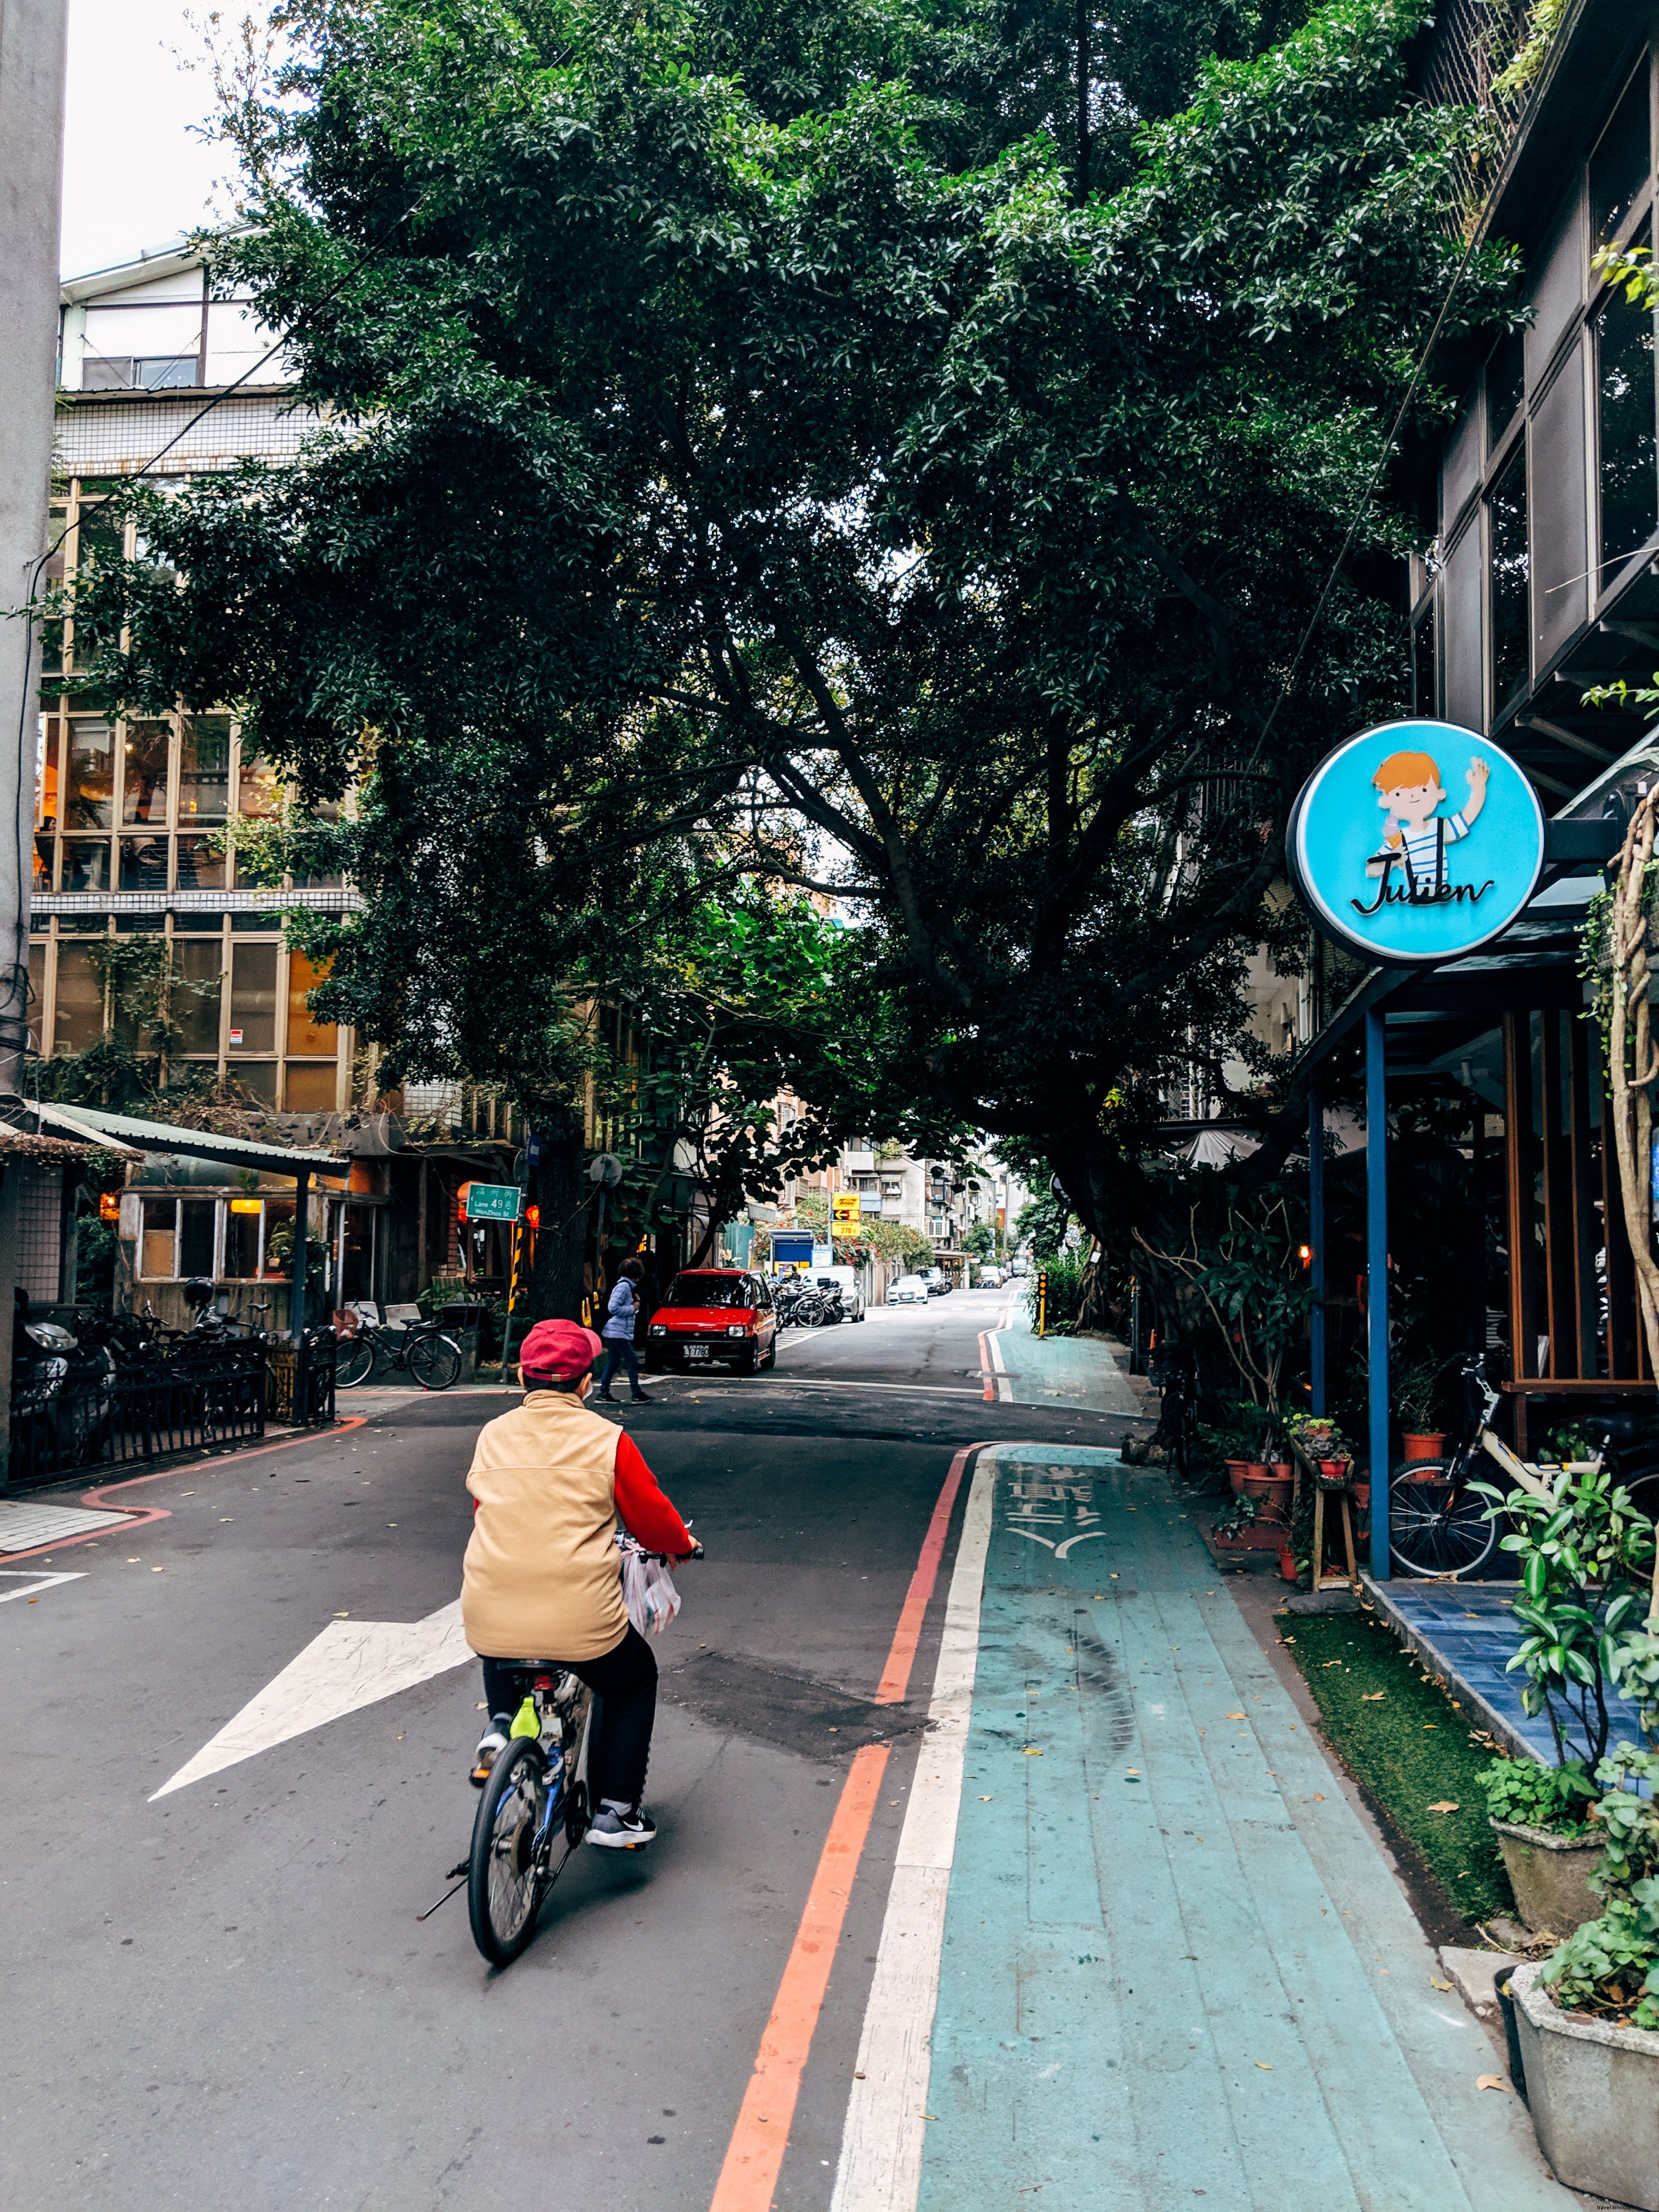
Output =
[
  {"x1": 465, "y1": 1182, "x2": 522, "y2": 1222},
  {"x1": 1287, "y1": 720, "x2": 1545, "y2": 967}
]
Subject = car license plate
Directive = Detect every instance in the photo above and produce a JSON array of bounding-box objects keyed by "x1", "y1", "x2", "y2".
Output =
[{"x1": 683, "y1": 1343, "x2": 710, "y2": 1361}]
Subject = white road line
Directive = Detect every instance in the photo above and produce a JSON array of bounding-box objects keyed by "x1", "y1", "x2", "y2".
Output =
[
  {"x1": 151, "y1": 1599, "x2": 472, "y2": 1799},
  {"x1": 644, "y1": 1376, "x2": 986, "y2": 1399},
  {"x1": 0, "y1": 1570, "x2": 86, "y2": 1604},
  {"x1": 830, "y1": 1447, "x2": 998, "y2": 2212}
]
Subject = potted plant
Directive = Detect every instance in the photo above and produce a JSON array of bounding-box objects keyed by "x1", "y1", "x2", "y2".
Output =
[
  {"x1": 1391, "y1": 1349, "x2": 1450, "y2": 1460},
  {"x1": 1510, "y1": 1744, "x2": 1659, "y2": 2210},
  {"x1": 1479, "y1": 1753, "x2": 1600, "y2": 1936},
  {"x1": 1288, "y1": 1409, "x2": 1350, "y2": 1488}
]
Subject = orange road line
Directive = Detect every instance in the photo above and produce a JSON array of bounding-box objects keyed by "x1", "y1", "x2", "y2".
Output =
[
  {"x1": 707, "y1": 1741, "x2": 889, "y2": 2212},
  {"x1": 708, "y1": 1441, "x2": 986, "y2": 2212}
]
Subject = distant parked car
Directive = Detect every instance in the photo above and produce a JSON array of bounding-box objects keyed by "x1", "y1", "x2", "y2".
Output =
[
  {"x1": 889, "y1": 1274, "x2": 931, "y2": 1305},
  {"x1": 1009, "y1": 1255, "x2": 1030, "y2": 1278},
  {"x1": 924, "y1": 1268, "x2": 951, "y2": 1296},
  {"x1": 978, "y1": 1265, "x2": 1005, "y2": 1288}
]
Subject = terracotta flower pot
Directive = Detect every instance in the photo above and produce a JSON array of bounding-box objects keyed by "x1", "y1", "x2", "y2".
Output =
[
  {"x1": 1316, "y1": 1457, "x2": 1350, "y2": 1490},
  {"x1": 1226, "y1": 1459, "x2": 1251, "y2": 1495},
  {"x1": 1241, "y1": 1467, "x2": 1293, "y2": 1516},
  {"x1": 1268, "y1": 1459, "x2": 1293, "y2": 1482},
  {"x1": 1349, "y1": 1480, "x2": 1370, "y2": 1511},
  {"x1": 1402, "y1": 1432, "x2": 1447, "y2": 1462},
  {"x1": 1277, "y1": 1542, "x2": 1299, "y2": 1582}
]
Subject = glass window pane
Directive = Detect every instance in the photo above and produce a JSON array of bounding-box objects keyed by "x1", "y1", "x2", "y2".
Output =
[
  {"x1": 1599, "y1": 266, "x2": 1659, "y2": 584},
  {"x1": 136, "y1": 354, "x2": 199, "y2": 390},
  {"x1": 174, "y1": 832, "x2": 224, "y2": 890},
  {"x1": 73, "y1": 490, "x2": 125, "y2": 573},
  {"x1": 228, "y1": 942, "x2": 276, "y2": 1053},
  {"x1": 1487, "y1": 327, "x2": 1523, "y2": 447},
  {"x1": 1489, "y1": 450, "x2": 1530, "y2": 710},
  {"x1": 119, "y1": 835, "x2": 168, "y2": 891},
  {"x1": 171, "y1": 936, "x2": 223, "y2": 1056},
  {"x1": 286, "y1": 949, "x2": 337, "y2": 1056},
  {"x1": 1592, "y1": 68, "x2": 1651, "y2": 250},
  {"x1": 140, "y1": 1197, "x2": 178, "y2": 1280},
  {"x1": 54, "y1": 943, "x2": 105, "y2": 1052},
  {"x1": 32, "y1": 834, "x2": 54, "y2": 891},
  {"x1": 121, "y1": 718, "x2": 171, "y2": 823},
  {"x1": 66, "y1": 715, "x2": 115, "y2": 827},
  {"x1": 61, "y1": 838, "x2": 111, "y2": 892},
  {"x1": 235, "y1": 1060, "x2": 279, "y2": 1105},
  {"x1": 178, "y1": 714, "x2": 230, "y2": 822},
  {"x1": 36, "y1": 716, "x2": 60, "y2": 830},
  {"x1": 262, "y1": 1197, "x2": 296, "y2": 1274},
  {"x1": 224, "y1": 1200, "x2": 262, "y2": 1278},
  {"x1": 179, "y1": 1199, "x2": 216, "y2": 1277},
  {"x1": 236, "y1": 749, "x2": 283, "y2": 820},
  {"x1": 285, "y1": 1062, "x2": 337, "y2": 1111}
]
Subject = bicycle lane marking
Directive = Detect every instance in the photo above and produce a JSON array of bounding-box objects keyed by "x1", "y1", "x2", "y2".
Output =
[
  {"x1": 707, "y1": 1439, "x2": 990, "y2": 2212},
  {"x1": 0, "y1": 1417, "x2": 370, "y2": 1566}
]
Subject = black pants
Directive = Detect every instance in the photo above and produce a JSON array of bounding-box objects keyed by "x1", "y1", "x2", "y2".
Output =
[
  {"x1": 597, "y1": 1336, "x2": 642, "y2": 1396},
  {"x1": 482, "y1": 1625, "x2": 658, "y2": 1807}
]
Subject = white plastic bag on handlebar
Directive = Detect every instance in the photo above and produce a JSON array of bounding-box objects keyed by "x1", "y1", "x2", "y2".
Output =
[{"x1": 619, "y1": 1538, "x2": 682, "y2": 1637}]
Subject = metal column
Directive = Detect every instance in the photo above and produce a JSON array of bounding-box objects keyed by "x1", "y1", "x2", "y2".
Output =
[
  {"x1": 291, "y1": 1168, "x2": 311, "y2": 1418},
  {"x1": 1308, "y1": 1089, "x2": 1327, "y2": 1419},
  {"x1": 1365, "y1": 1008, "x2": 1390, "y2": 1579}
]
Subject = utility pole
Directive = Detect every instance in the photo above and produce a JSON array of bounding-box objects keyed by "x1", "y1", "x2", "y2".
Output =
[
  {"x1": 0, "y1": 0, "x2": 69, "y2": 1488},
  {"x1": 0, "y1": 0, "x2": 69, "y2": 1104}
]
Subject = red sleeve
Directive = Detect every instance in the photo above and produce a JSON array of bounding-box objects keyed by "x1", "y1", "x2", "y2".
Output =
[{"x1": 613, "y1": 1434, "x2": 695, "y2": 1556}]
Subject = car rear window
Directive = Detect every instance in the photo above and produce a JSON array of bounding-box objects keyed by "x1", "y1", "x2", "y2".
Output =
[{"x1": 663, "y1": 1274, "x2": 748, "y2": 1307}]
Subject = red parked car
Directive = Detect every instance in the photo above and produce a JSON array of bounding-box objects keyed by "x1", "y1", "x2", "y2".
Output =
[{"x1": 644, "y1": 1269, "x2": 778, "y2": 1375}]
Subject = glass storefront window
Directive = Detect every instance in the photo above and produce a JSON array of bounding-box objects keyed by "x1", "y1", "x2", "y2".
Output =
[
  {"x1": 121, "y1": 719, "x2": 171, "y2": 823},
  {"x1": 54, "y1": 943, "x2": 104, "y2": 1051},
  {"x1": 179, "y1": 1199, "x2": 216, "y2": 1278},
  {"x1": 262, "y1": 1197, "x2": 296, "y2": 1272},
  {"x1": 61, "y1": 838, "x2": 112, "y2": 893},
  {"x1": 171, "y1": 936, "x2": 224, "y2": 1056},
  {"x1": 286, "y1": 949, "x2": 337, "y2": 1057},
  {"x1": 285, "y1": 1062, "x2": 337, "y2": 1110},
  {"x1": 140, "y1": 1197, "x2": 178, "y2": 1280},
  {"x1": 228, "y1": 941, "x2": 277, "y2": 1053},
  {"x1": 36, "y1": 717, "x2": 60, "y2": 829},
  {"x1": 1489, "y1": 450, "x2": 1530, "y2": 710},
  {"x1": 175, "y1": 832, "x2": 224, "y2": 889},
  {"x1": 237, "y1": 749, "x2": 283, "y2": 820},
  {"x1": 1598, "y1": 257, "x2": 1659, "y2": 585},
  {"x1": 119, "y1": 836, "x2": 168, "y2": 891},
  {"x1": 178, "y1": 714, "x2": 230, "y2": 821},
  {"x1": 224, "y1": 1199, "x2": 262, "y2": 1278},
  {"x1": 66, "y1": 716, "x2": 115, "y2": 827}
]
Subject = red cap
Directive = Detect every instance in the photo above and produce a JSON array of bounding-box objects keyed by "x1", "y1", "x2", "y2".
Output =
[{"x1": 519, "y1": 1318, "x2": 602, "y2": 1380}]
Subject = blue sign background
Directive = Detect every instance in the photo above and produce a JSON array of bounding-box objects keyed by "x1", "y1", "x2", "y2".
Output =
[{"x1": 1288, "y1": 719, "x2": 1545, "y2": 967}]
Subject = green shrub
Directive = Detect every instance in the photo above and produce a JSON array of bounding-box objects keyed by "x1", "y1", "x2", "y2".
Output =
[{"x1": 1479, "y1": 1755, "x2": 1595, "y2": 1836}]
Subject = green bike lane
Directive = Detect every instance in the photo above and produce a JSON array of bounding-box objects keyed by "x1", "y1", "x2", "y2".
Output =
[{"x1": 828, "y1": 1445, "x2": 1571, "y2": 2212}]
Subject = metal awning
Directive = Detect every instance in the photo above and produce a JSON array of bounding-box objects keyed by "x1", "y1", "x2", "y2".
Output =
[{"x1": 29, "y1": 1100, "x2": 349, "y2": 1177}]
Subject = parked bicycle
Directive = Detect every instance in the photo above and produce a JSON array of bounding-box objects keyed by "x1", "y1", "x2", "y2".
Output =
[
  {"x1": 336, "y1": 1313, "x2": 463, "y2": 1391},
  {"x1": 1147, "y1": 1338, "x2": 1197, "y2": 1485}
]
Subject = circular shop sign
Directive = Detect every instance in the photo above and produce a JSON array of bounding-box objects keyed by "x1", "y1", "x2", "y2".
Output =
[{"x1": 1287, "y1": 720, "x2": 1545, "y2": 967}]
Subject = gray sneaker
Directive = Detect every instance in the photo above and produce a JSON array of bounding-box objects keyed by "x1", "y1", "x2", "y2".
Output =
[{"x1": 585, "y1": 1801, "x2": 657, "y2": 1848}]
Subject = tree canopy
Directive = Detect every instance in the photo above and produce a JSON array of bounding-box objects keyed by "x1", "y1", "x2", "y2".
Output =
[{"x1": 63, "y1": 0, "x2": 1518, "y2": 1280}]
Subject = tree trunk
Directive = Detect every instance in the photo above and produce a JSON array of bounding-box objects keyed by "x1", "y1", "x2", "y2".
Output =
[{"x1": 526, "y1": 1102, "x2": 588, "y2": 1323}]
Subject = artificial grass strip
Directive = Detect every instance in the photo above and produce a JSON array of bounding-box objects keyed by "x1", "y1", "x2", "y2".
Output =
[{"x1": 1285, "y1": 1610, "x2": 1514, "y2": 1925}]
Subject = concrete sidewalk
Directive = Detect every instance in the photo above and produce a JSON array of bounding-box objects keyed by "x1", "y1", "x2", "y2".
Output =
[
  {"x1": 834, "y1": 1444, "x2": 1572, "y2": 2211},
  {"x1": 985, "y1": 1299, "x2": 1145, "y2": 1418}
]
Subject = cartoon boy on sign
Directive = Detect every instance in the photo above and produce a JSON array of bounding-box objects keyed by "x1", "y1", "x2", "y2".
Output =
[{"x1": 1359, "y1": 746, "x2": 1491, "y2": 907}]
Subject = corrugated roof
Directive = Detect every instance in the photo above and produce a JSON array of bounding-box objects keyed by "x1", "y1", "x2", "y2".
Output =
[{"x1": 32, "y1": 1101, "x2": 349, "y2": 1177}]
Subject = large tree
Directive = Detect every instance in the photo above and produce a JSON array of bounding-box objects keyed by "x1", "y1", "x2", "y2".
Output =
[{"x1": 64, "y1": 0, "x2": 1516, "y2": 1308}]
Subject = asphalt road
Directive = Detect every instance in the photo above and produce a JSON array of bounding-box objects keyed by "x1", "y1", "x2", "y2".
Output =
[{"x1": 1, "y1": 1285, "x2": 1125, "y2": 2211}]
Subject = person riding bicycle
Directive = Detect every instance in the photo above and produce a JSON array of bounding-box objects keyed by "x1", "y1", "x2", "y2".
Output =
[{"x1": 462, "y1": 1317, "x2": 696, "y2": 1847}]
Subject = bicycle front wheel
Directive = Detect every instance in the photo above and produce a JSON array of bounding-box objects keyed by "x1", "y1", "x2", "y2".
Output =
[
  {"x1": 409, "y1": 1333, "x2": 462, "y2": 1391},
  {"x1": 1388, "y1": 1461, "x2": 1497, "y2": 1578},
  {"x1": 469, "y1": 1740, "x2": 550, "y2": 1966},
  {"x1": 336, "y1": 1339, "x2": 376, "y2": 1390}
]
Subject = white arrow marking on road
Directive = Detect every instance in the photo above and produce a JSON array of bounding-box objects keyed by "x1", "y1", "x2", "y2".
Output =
[
  {"x1": 1054, "y1": 1530, "x2": 1105, "y2": 1559},
  {"x1": 150, "y1": 1599, "x2": 472, "y2": 1799},
  {"x1": 0, "y1": 1570, "x2": 86, "y2": 1604}
]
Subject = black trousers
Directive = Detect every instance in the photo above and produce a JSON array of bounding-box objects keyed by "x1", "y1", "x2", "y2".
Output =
[{"x1": 482, "y1": 1624, "x2": 658, "y2": 1808}]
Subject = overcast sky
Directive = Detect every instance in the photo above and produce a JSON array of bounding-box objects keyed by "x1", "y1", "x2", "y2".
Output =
[{"x1": 60, "y1": 0, "x2": 253, "y2": 276}]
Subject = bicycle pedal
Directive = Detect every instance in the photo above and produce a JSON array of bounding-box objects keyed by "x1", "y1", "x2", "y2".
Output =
[{"x1": 445, "y1": 1861, "x2": 469, "y2": 1880}]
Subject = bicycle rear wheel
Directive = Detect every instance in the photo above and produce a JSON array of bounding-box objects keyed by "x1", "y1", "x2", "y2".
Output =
[
  {"x1": 409, "y1": 1332, "x2": 462, "y2": 1391},
  {"x1": 336, "y1": 1338, "x2": 376, "y2": 1390},
  {"x1": 1388, "y1": 1460, "x2": 1497, "y2": 1578},
  {"x1": 468, "y1": 1740, "x2": 551, "y2": 1966}
]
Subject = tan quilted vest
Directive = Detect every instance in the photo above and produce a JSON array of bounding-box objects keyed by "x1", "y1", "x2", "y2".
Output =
[{"x1": 461, "y1": 1392, "x2": 628, "y2": 1662}]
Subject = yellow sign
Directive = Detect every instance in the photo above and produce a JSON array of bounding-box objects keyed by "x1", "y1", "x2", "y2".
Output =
[{"x1": 831, "y1": 1192, "x2": 861, "y2": 1230}]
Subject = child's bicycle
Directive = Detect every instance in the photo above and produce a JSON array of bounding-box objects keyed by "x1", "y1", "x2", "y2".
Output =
[
  {"x1": 1389, "y1": 1353, "x2": 1592, "y2": 1577},
  {"x1": 465, "y1": 1668, "x2": 595, "y2": 1966}
]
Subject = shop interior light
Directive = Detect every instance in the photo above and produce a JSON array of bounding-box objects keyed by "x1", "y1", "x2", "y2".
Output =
[
  {"x1": 98, "y1": 1191, "x2": 121, "y2": 1222},
  {"x1": 230, "y1": 1197, "x2": 262, "y2": 1214}
]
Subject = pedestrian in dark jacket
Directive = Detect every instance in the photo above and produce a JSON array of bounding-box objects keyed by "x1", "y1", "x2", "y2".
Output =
[{"x1": 597, "y1": 1258, "x2": 650, "y2": 1403}]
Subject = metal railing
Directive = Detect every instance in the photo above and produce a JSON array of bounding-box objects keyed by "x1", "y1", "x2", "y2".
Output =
[
  {"x1": 268, "y1": 1328, "x2": 338, "y2": 1427},
  {"x1": 9, "y1": 1346, "x2": 269, "y2": 1489}
]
